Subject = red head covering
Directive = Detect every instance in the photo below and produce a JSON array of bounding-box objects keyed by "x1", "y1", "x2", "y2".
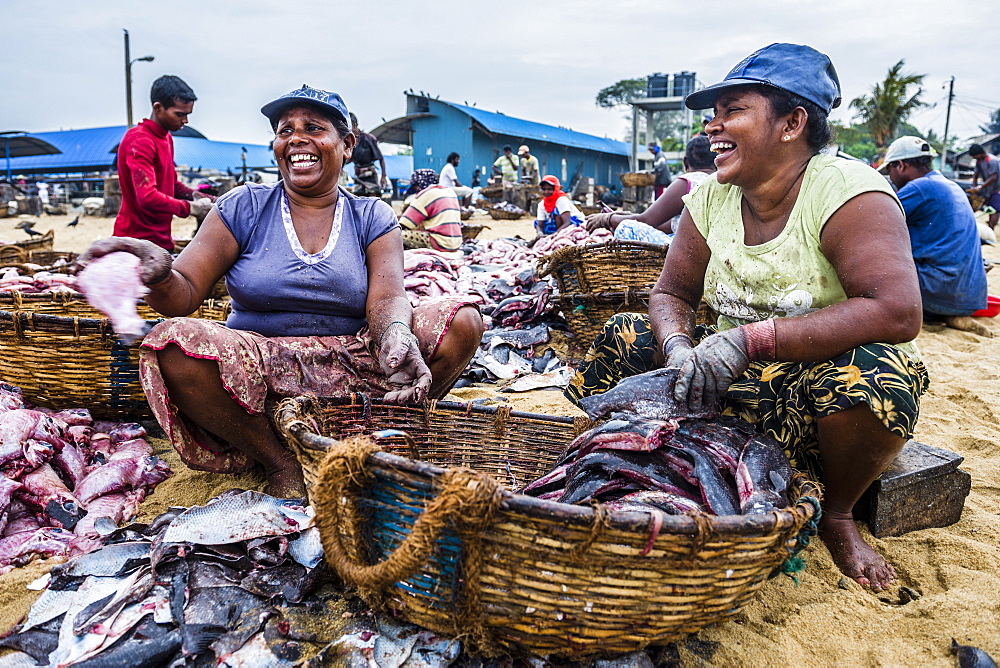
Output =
[{"x1": 540, "y1": 175, "x2": 566, "y2": 214}]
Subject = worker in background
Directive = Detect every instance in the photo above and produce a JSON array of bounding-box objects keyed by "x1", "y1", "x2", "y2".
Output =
[
  {"x1": 648, "y1": 141, "x2": 672, "y2": 198},
  {"x1": 114, "y1": 75, "x2": 213, "y2": 251},
  {"x1": 492, "y1": 145, "x2": 519, "y2": 184},
  {"x1": 439, "y1": 152, "x2": 473, "y2": 205},
  {"x1": 969, "y1": 143, "x2": 1000, "y2": 230},
  {"x1": 518, "y1": 145, "x2": 540, "y2": 185},
  {"x1": 349, "y1": 112, "x2": 389, "y2": 197}
]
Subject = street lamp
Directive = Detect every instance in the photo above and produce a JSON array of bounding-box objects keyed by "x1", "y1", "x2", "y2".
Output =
[{"x1": 123, "y1": 29, "x2": 154, "y2": 127}]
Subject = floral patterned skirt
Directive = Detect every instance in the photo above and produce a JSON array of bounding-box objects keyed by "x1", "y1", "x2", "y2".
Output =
[
  {"x1": 564, "y1": 312, "x2": 930, "y2": 476},
  {"x1": 139, "y1": 296, "x2": 478, "y2": 473}
]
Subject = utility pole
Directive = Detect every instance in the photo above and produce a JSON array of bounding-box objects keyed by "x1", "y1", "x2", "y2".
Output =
[
  {"x1": 124, "y1": 29, "x2": 132, "y2": 127},
  {"x1": 941, "y1": 76, "x2": 954, "y2": 173}
]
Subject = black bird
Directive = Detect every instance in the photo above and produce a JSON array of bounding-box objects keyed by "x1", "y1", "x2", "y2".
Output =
[
  {"x1": 21, "y1": 226, "x2": 43, "y2": 238},
  {"x1": 67, "y1": 216, "x2": 80, "y2": 227}
]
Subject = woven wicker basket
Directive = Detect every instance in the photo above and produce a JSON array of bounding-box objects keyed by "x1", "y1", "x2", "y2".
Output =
[
  {"x1": 276, "y1": 394, "x2": 821, "y2": 659},
  {"x1": 0, "y1": 230, "x2": 55, "y2": 263},
  {"x1": 0, "y1": 296, "x2": 231, "y2": 418},
  {"x1": 538, "y1": 240, "x2": 668, "y2": 294},
  {"x1": 461, "y1": 223, "x2": 489, "y2": 241},
  {"x1": 460, "y1": 210, "x2": 474, "y2": 222},
  {"x1": 620, "y1": 172, "x2": 655, "y2": 188},
  {"x1": 577, "y1": 204, "x2": 602, "y2": 216},
  {"x1": 558, "y1": 291, "x2": 717, "y2": 354},
  {"x1": 968, "y1": 192, "x2": 986, "y2": 211},
  {"x1": 488, "y1": 208, "x2": 525, "y2": 221}
]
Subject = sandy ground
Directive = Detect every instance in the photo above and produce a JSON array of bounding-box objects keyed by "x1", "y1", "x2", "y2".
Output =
[{"x1": 1, "y1": 210, "x2": 998, "y2": 665}]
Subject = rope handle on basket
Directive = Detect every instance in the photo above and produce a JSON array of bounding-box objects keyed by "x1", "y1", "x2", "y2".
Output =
[
  {"x1": 779, "y1": 494, "x2": 822, "y2": 583},
  {"x1": 313, "y1": 438, "x2": 504, "y2": 596}
]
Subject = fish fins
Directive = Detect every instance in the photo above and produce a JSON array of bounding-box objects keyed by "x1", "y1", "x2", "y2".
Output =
[{"x1": 182, "y1": 623, "x2": 229, "y2": 657}]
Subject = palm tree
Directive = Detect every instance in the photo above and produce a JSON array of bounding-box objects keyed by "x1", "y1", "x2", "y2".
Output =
[{"x1": 849, "y1": 60, "x2": 926, "y2": 156}]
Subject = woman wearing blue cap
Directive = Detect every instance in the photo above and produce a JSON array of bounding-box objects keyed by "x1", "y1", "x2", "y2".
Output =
[
  {"x1": 78, "y1": 85, "x2": 483, "y2": 497},
  {"x1": 566, "y1": 44, "x2": 927, "y2": 591}
]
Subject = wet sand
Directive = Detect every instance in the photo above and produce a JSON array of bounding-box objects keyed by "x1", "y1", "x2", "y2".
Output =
[{"x1": 1, "y1": 211, "x2": 998, "y2": 665}]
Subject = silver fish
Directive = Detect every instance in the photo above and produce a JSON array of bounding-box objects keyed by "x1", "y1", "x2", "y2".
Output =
[{"x1": 161, "y1": 491, "x2": 314, "y2": 545}]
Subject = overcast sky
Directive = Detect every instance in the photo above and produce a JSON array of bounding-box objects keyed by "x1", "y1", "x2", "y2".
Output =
[{"x1": 3, "y1": 0, "x2": 997, "y2": 151}]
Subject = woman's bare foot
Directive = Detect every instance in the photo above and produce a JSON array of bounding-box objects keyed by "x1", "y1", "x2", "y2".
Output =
[
  {"x1": 263, "y1": 455, "x2": 307, "y2": 499},
  {"x1": 945, "y1": 316, "x2": 994, "y2": 338},
  {"x1": 820, "y1": 513, "x2": 896, "y2": 591}
]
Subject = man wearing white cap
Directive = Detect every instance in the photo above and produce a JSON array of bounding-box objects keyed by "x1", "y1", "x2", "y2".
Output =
[
  {"x1": 881, "y1": 136, "x2": 991, "y2": 337},
  {"x1": 518, "y1": 145, "x2": 540, "y2": 185}
]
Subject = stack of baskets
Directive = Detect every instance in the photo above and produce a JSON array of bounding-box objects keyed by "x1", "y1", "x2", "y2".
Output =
[
  {"x1": 0, "y1": 230, "x2": 55, "y2": 263},
  {"x1": 0, "y1": 291, "x2": 231, "y2": 419},
  {"x1": 276, "y1": 394, "x2": 821, "y2": 660}
]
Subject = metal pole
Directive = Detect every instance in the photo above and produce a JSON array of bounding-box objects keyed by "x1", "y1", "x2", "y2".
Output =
[
  {"x1": 630, "y1": 106, "x2": 639, "y2": 173},
  {"x1": 941, "y1": 76, "x2": 954, "y2": 173},
  {"x1": 124, "y1": 29, "x2": 133, "y2": 127}
]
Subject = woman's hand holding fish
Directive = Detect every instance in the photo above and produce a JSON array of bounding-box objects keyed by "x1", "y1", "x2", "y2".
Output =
[
  {"x1": 377, "y1": 323, "x2": 432, "y2": 404},
  {"x1": 75, "y1": 237, "x2": 173, "y2": 286},
  {"x1": 673, "y1": 328, "x2": 750, "y2": 412}
]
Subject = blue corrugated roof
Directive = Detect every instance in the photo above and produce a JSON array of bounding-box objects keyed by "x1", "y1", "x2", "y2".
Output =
[
  {"x1": 2, "y1": 126, "x2": 274, "y2": 175},
  {"x1": 445, "y1": 101, "x2": 630, "y2": 156},
  {"x1": 3, "y1": 126, "x2": 124, "y2": 172},
  {"x1": 172, "y1": 137, "x2": 275, "y2": 172}
]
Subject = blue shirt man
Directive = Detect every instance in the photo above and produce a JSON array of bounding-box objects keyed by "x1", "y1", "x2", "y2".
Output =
[{"x1": 882, "y1": 136, "x2": 991, "y2": 337}]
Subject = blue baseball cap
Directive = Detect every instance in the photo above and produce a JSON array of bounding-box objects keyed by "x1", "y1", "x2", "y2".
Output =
[
  {"x1": 260, "y1": 84, "x2": 350, "y2": 127},
  {"x1": 685, "y1": 43, "x2": 842, "y2": 114}
]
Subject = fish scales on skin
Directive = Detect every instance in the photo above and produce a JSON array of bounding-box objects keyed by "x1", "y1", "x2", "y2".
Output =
[
  {"x1": 579, "y1": 368, "x2": 718, "y2": 422},
  {"x1": 161, "y1": 491, "x2": 313, "y2": 545},
  {"x1": 737, "y1": 434, "x2": 794, "y2": 514}
]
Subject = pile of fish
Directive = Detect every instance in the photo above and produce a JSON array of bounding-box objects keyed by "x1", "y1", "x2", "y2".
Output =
[
  {"x1": 0, "y1": 383, "x2": 172, "y2": 574},
  {"x1": 0, "y1": 490, "x2": 461, "y2": 666},
  {"x1": 531, "y1": 225, "x2": 612, "y2": 255},
  {"x1": 488, "y1": 201, "x2": 525, "y2": 216},
  {"x1": 521, "y1": 369, "x2": 793, "y2": 517},
  {"x1": 0, "y1": 268, "x2": 76, "y2": 294}
]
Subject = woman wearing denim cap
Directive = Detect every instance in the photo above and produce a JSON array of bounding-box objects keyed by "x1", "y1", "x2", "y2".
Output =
[
  {"x1": 77, "y1": 85, "x2": 483, "y2": 497},
  {"x1": 565, "y1": 44, "x2": 926, "y2": 591}
]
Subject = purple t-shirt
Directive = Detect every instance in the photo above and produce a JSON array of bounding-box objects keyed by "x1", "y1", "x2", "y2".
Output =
[{"x1": 216, "y1": 182, "x2": 399, "y2": 337}]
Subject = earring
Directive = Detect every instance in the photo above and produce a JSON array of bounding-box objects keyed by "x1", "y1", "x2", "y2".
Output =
[{"x1": 783, "y1": 135, "x2": 791, "y2": 142}]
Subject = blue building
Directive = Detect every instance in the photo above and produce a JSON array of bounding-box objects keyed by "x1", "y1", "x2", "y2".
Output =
[{"x1": 373, "y1": 94, "x2": 630, "y2": 188}]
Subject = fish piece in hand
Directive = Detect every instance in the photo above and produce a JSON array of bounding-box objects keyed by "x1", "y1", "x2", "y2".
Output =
[
  {"x1": 579, "y1": 368, "x2": 718, "y2": 422},
  {"x1": 75, "y1": 252, "x2": 151, "y2": 345}
]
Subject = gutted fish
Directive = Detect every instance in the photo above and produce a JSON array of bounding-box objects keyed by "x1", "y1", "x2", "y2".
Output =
[{"x1": 75, "y1": 251, "x2": 151, "y2": 345}]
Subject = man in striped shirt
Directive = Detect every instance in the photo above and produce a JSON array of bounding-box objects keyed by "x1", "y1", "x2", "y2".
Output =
[{"x1": 399, "y1": 169, "x2": 463, "y2": 252}]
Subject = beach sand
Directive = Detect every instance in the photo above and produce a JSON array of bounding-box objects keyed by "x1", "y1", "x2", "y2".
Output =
[{"x1": 0, "y1": 210, "x2": 997, "y2": 665}]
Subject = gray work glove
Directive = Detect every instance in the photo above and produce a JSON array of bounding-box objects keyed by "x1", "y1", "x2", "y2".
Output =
[
  {"x1": 673, "y1": 327, "x2": 750, "y2": 412},
  {"x1": 189, "y1": 198, "x2": 213, "y2": 221},
  {"x1": 377, "y1": 323, "x2": 432, "y2": 405},
  {"x1": 75, "y1": 236, "x2": 173, "y2": 285}
]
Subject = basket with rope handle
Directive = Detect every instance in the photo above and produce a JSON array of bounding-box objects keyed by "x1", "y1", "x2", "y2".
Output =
[
  {"x1": 537, "y1": 240, "x2": 669, "y2": 294},
  {"x1": 276, "y1": 394, "x2": 822, "y2": 659},
  {"x1": 0, "y1": 230, "x2": 56, "y2": 262}
]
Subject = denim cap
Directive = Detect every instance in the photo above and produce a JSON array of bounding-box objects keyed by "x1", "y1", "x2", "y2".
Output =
[
  {"x1": 260, "y1": 85, "x2": 350, "y2": 127},
  {"x1": 685, "y1": 43, "x2": 842, "y2": 114},
  {"x1": 878, "y1": 136, "x2": 938, "y2": 172}
]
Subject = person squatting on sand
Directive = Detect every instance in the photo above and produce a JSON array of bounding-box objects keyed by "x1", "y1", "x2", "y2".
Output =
[
  {"x1": 564, "y1": 43, "x2": 929, "y2": 591},
  {"x1": 880, "y1": 135, "x2": 992, "y2": 338},
  {"x1": 77, "y1": 85, "x2": 484, "y2": 498}
]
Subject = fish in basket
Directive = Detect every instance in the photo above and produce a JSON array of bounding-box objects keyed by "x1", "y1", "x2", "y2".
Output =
[{"x1": 276, "y1": 394, "x2": 821, "y2": 659}]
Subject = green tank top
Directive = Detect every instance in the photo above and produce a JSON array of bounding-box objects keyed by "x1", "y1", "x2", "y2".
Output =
[{"x1": 684, "y1": 153, "x2": 919, "y2": 359}]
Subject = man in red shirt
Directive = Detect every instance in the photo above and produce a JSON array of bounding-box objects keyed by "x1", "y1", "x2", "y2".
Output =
[{"x1": 114, "y1": 75, "x2": 212, "y2": 250}]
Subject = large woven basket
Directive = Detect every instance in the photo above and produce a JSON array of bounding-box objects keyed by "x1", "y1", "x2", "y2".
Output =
[
  {"x1": 537, "y1": 240, "x2": 669, "y2": 294},
  {"x1": 968, "y1": 192, "x2": 986, "y2": 211},
  {"x1": 558, "y1": 291, "x2": 716, "y2": 355},
  {"x1": 620, "y1": 172, "x2": 655, "y2": 188},
  {"x1": 0, "y1": 296, "x2": 231, "y2": 418},
  {"x1": 0, "y1": 230, "x2": 55, "y2": 263},
  {"x1": 276, "y1": 395, "x2": 821, "y2": 659},
  {"x1": 488, "y1": 208, "x2": 525, "y2": 221}
]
